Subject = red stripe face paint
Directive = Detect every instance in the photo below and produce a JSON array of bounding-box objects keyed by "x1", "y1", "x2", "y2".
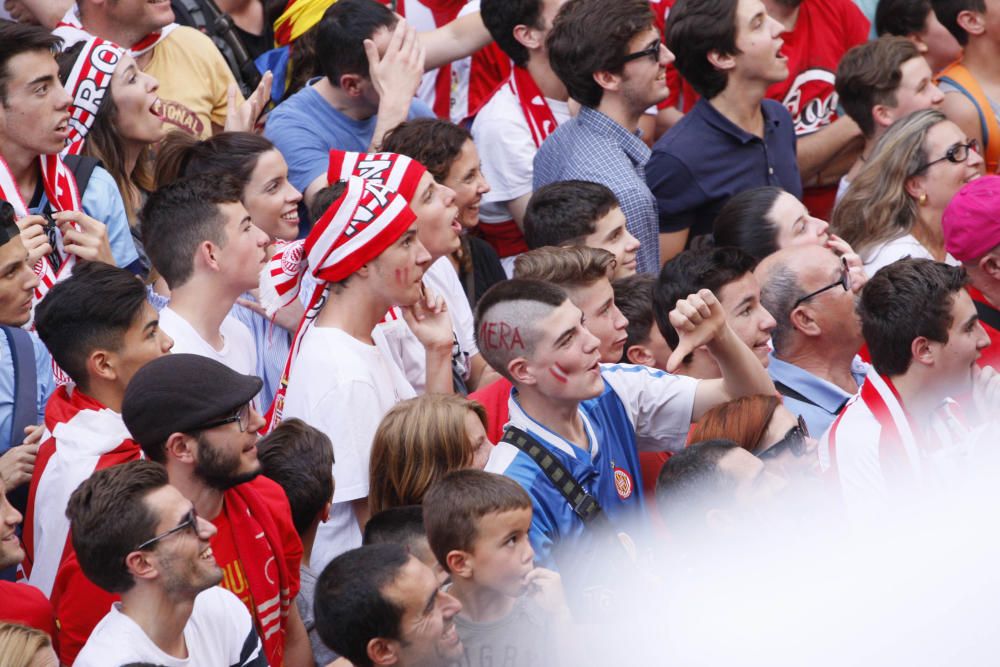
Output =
[{"x1": 549, "y1": 363, "x2": 569, "y2": 384}]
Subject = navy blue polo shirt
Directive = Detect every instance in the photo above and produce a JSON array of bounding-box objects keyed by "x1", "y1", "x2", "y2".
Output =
[{"x1": 646, "y1": 98, "x2": 802, "y2": 242}]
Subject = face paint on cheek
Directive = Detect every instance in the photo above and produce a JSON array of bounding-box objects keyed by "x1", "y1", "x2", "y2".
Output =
[
  {"x1": 548, "y1": 363, "x2": 569, "y2": 384},
  {"x1": 394, "y1": 267, "x2": 410, "y2": 286}
]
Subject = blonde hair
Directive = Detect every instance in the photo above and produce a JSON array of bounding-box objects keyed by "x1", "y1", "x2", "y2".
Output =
[
  {"x1": 0, "y1": 623, "x2": 52, "y2": 667},
  {"x1": 513, "y1": 245, "x2": 615, "y2": 288},
  {"x1": 831, "y1": 109, "x2": 946, "y2": 260},
  {"x1": 368, "y1": 395, "x2": 488, "y2": 515}
]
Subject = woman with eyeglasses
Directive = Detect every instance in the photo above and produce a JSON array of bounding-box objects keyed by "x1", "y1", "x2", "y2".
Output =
[
  {"x1": 688, "y1": 394, "x2": 820, "y2": 480},
  {"x1": 831, "y1": 109, "x2": 984, "y2": 277}
]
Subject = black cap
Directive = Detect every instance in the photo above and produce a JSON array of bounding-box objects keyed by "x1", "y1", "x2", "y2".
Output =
[{"x1": 122, "y1": 353, "x2": 263, "y2": 450}]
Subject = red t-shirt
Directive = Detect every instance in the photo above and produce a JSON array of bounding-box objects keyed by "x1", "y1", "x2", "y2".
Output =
[
  {"x1": 52, "y1": 554, "x2": 117, "y2": 666},
  {"x1": 765, "y1": 0, "x2": 869, "y2": 218},
  {"x1": 469, "y1": 377, "x2": 514, "y2": 444},
  {"x1": 0, "y1": 580, "x2": 56, "y2": 638},
  {"x1": 970, "y1": 286, "x2": 1000, "y2": 371}
]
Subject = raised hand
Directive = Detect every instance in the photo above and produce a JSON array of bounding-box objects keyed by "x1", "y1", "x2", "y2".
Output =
[
  {"x1": 224, "y1": 70, "x2": 273, "y2": 133},
  {"x1": 665, "y1": 289, "x2": 727, "y2": 373},
  {"x1": 0, "y1": 424, "x2": 44, "y2": 490},
  {"x1": 401, "y1": 285, "x2": 453, "y2": 354},
  {"x1": 523, "y1": 567, "x2": 570, "y2": 616},
  {"x1": 364, "y1": 19, "x2": 424, "y2": 108},
  {"x1": 826, "y1": 233, "x2": 867, "y2": 294}
]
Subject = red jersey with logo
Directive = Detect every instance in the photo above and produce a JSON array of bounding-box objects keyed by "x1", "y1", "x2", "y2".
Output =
[
  {"x1": 211, "y1": 508, "x2": 255, "y2": 612},
  {"x1": 766, "y1": 0, "x2": 869, "y2": 217}
]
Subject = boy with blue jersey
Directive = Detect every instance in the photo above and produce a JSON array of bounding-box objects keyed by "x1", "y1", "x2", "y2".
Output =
[{"x1": 478, "y1": 278, "x2": 774, "y2": 570}]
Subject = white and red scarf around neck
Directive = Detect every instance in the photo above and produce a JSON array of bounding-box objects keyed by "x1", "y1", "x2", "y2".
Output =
[
  {"x1": 54, "y1": 6, "x2": 177, "y2": 57},
  {"x1": 507, "y1": 65, "x2": 559, "y2": 149},
  {"x1": 62, "y1": 37, "x2": 125, "y2": 157},
  {"x1": 20, "y1": 386, "x2": 139, "y2": 597},
  {"x1": 825, "y1": 369, "x2": 972, "y2": 502},
  {"x1": 0, "y1": 151, "x2": 82, "y2": 302}
]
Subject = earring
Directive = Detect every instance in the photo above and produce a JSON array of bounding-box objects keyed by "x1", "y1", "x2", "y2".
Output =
[{"x1": 918, "y1": 193, "x2": 928, "y2": 206}]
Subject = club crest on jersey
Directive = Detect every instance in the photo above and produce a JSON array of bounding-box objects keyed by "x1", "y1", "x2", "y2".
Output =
[{"x1": 614, "y1": 467, "x2": 633, "y2": 500}]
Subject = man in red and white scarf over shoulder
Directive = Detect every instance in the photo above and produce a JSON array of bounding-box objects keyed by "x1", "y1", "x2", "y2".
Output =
[
  {"x1": 470, "y1": 0, "x2": 572, "y2": 274},
  {"x1": 23, "y1": 262, "x2": 173, "y2": 597},
  {"x1": 122, "y1": 354, "x2": 311, "y2": 666},
  {"x1": 0, "y1": 21, "x2": 136, "y2": 302},
  {"x1": 820, "y1": 258, "x2": 1000, "y2": 522}
]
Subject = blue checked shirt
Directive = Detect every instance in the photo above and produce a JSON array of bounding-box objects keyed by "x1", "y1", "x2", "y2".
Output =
[{"x1": 533, "y1": 107, "x2": 660, "y2": 273}]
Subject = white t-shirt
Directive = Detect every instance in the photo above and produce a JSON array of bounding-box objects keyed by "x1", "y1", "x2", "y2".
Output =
[
  {"x1": 75, "y1": 586, "x2": 265, "y2": 667},
  {"x1": 282, "y1": 325, "x2": 416, "y2": 571},
  {"x1": 862, "y1": 234, "x2": 960, "y2": 277},
  {"x1": 159, "y1": 307, "x2": 257, "y2": 378},
  {"x1": 377, "y1": 257, "x2": 479, "y2": 394},
  {"x1": 472, "y1": 82, "x2": 572, "y2": 225}
]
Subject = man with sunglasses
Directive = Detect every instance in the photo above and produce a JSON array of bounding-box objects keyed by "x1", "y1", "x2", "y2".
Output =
[
  {"x1": 756, "y1": 244, "x2": 869, "y2": 435},
  {"x1": 648, "y1": 0, "x2": 802, "y2": 260},
  {"x1": 120, "y1": 353, "x2": 311, "y2": 667},
  {"x1": 68, "y1": 460, "x2": 268, "y2": 667},
  {"x1": 49, "y1": 353, "x2": 311, "y2": 666},
  {"x1": 533, "y1": 0, "x2": 669, "y2": 274}
]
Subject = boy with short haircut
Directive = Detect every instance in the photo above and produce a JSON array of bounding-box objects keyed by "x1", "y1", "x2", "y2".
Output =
[
  {"x1": 24, "y1": 262, "x2": 173, "y2": 596},
  {"x1": 423, "y1": 468, "x2": 570, "y2": 667},
  {"x1": 523, "y1": 180, "x2": 641, "y2": 279},
  {"x1": 652, "y1": 0, "x2": 801, "y2": 257},
  {"x1": 477, "y1": 277, "x2": 774, "y2": 571},
  {"x1": 652, "y1": 246, "x2": 776, "y2": 380},
  {"x1": 257, "y1": 417, "x2": 337, "y2": 667},
  {"x1": 613, "y1": 273, "x2": 673, "y2": 370},
  {"x1": 469, "y1": 246, "x2": 629, "y2": 443},
  {"x1": 835, "y1": 36, "x2": 944, "y2": 201},
  {"x1": 141, "y1": 173, "x2": 267, "y2": 380}
]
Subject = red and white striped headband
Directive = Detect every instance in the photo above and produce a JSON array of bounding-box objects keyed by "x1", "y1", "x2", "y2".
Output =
[
  {"x1": 326, "y1": 150, "x2": 427, "y2": 202},
  {"x1": 259, "y1": 175, "x2": 417, "y2": 316},
  {"x1": 63, "y1": 37, "x2": 125, "y2": 156}
]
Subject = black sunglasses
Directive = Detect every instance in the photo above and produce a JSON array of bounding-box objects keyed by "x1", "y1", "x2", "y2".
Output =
[
  {"x1": 196, "y1": 403, "x2": 252, "y2": 433},
  {"x1": 758, "y1": 414, "x2": 810, "y2": 460},
  {"x1": 792, "y1": 257, "x2": 850, "y2": 309},
  {"x1": 133, "y1": 508, "x2": 200, "y2": 553},
  {"x1": 913, "y1": 138, "x2": 979, "y2": 174},
  {"x1": 621, "y1": 39, "x2": 662, "y2": 65}
]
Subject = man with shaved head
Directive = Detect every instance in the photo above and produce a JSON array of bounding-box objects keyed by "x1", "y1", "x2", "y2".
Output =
[
  {"x1": 477, "y1": 278, "x2": 774, "y2": 582},
  {"x1": 755, "y1": 245, "x2": 868, "y2": 435}
]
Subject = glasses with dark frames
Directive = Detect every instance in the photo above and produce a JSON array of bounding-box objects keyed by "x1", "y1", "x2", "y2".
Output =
[
  {"x1": 912, "y1": 138, "x2": 979, "y2": 174},
  {"x1": 758, "y1": 414, "x2": 810, "y2": 461},
  {"x1": 196, "y1": 403, "x2": 252, "y2": 433},
  {"x1": 791, "y1": 257, "x2": 850, "y2": 309},
  {"x1": 621, "y1": 39, "x2": 662, "y2": 65},
  {"x1": 133, "y1": 508, "x2": 200, "y2": 553}
]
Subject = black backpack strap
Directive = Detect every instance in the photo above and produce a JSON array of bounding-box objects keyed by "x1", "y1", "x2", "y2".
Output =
[
  {"x1": 59, "y1": 154, "x2": 100, "y2": 199},
  {"x1": 502, "y1": 426, "x2": 608, "y2": 527},
  {"x1": 2, "y1": 326, "x2": 36, "y2": 448},
  {"x1": 774, "y1": 379, "x2": 849, "y2": 416}
]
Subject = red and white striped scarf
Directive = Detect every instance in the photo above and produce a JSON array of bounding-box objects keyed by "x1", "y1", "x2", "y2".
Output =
[
  {"x1": 824, "y1": 369, "x2": 972, "y2": 511},
  {"x1": 471, "y1": 66, "x2": 559, "y2": 257},
  {"x1": 21, "y1": 386, "x2": 139, "y2": 596},
  {"x1": 62, "y1": 37, "x2": 126, "y2": 157},
  {"x1": 54, "y1": 6, "x2": 177, "y2": 57},
  {"x1": 260, "y1": 175, "x2": 418, "y2": 432},
  {"x1": 0, "y1": 152, "x2": 82, "y2": 302}
]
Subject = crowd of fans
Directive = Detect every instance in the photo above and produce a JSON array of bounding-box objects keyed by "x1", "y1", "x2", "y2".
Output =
[{"x1": 1, "y1": 0, "x2": 999, "y2": 664}]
